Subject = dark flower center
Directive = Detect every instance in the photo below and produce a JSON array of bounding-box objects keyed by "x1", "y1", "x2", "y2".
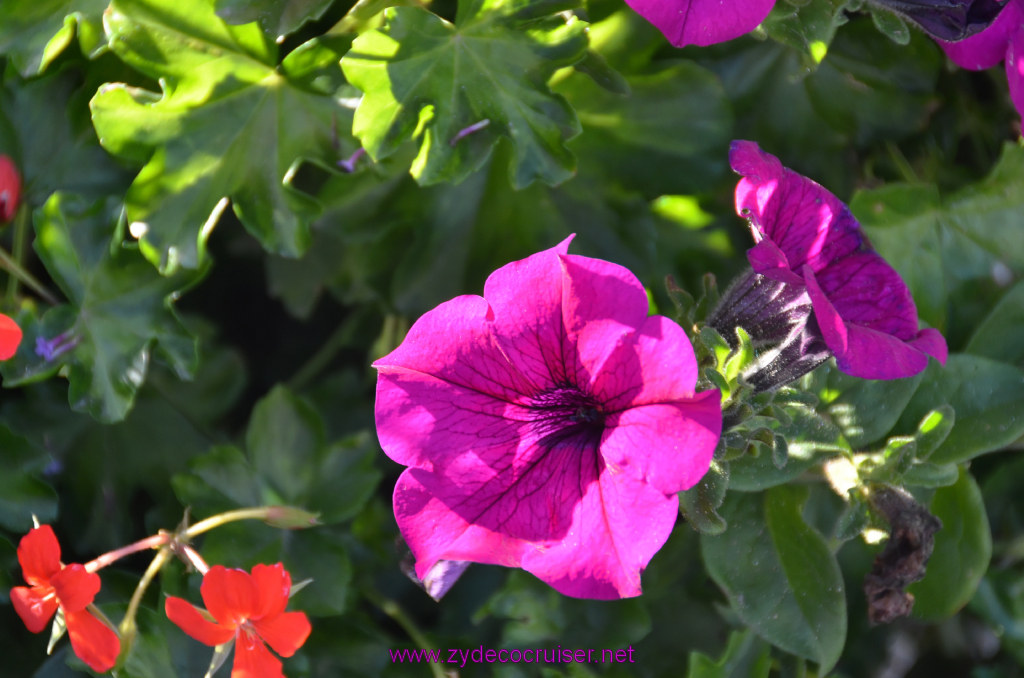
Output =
[{"x1": 528, "y1": 385, "x2": 606, "y2": 450}]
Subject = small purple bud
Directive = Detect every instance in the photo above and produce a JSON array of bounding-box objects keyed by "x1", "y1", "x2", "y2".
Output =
[
  {"x1": 35, "y1": 331, "x2": 80, "y2": 361},
  {"x1": 337, "y1": 147, "x2": 367, "y2": 173},
  {"x1": 449, "y1": 119, "x2": 491, "y2": 147}
]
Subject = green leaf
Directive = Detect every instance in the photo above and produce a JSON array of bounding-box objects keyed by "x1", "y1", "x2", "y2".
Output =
[
  {"x1": 804, "y1": 19, "x2": 941, "y2": 145},
  {"x1": 909, "y1": 467, "x2": 992, "y2": 619},
  {"x1": 0, "y1": 0, "x2": 107, "y2": 76},
  {"x1": 214, "y1": 0, "x2": 335, "y2": 40},
  {"x1": 687, "y1": 630, "x2": 772, "y2": 678},
  {"x1": 762, "y1": 0, "x2": 849, "y2": 68},
  {"x1": 870, "y1": 7, "x2": 911, "y2": 44},
  {"x1": 0, "y1": 426, "x2": 57, "y2": 532},
  {"x1": 680, "y1": 460, "x2": 729, "y2": 536},
  {"x1": 175, "y1": 386, "x2": 381, "y2": 524},
  {"x1": 895, "y1": 354, "x2": 1024, "y2": 465},
  {"x1": 0, "y1": 194, "x2": 197, "y2": 423},
  {"x1": 853, "y1": 143, "x2": 1024, "y2": 337},
  {"x1": 818, "y1": 367, "x2": 924, "y2": 448},
  {"x1": 702, "y1": 486, "x2": 846, "y2": 671},
  {"x1": 340, "y1": 0, "x2": 588, "y2": 188},
  {"x1": 91, "y1": 0, "x2": 352, "y2": 272},
  {"x1": 554, "y1": 61, "x2": 733, "y2": 195},
  {"x1": 965, "y1": 278, "x2": 1024, "y2": 366}
]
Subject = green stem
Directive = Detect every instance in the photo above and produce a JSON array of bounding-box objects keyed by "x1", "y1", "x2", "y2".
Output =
[
  {"x1": 886, "y1": 142, "x2": 919, "y2": 184},
  {"x1": 183, "y1": 507, "x2": 275, "y2": 539},
  {"x1": 0, "y1": 223, "x2": 58, "y2": 306},
  {"x1": 4, "y1": 203, "x2": 27, "y2": 304},
  {"x1": 119, "y1": 547, "x2": 171, "y2": 641},
  {"x1": 365, "y1": 588, "x2": 446, "y2": 678},
  {"x1": 288, "y1": 309, "x2": 367, "y2": 391}
]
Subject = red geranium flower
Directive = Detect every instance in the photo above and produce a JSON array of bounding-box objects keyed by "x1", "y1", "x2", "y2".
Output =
[
  {"x1": 0, "y1": 154, "x2": 21, "y2": 222},
  {"x1": 0, "y1": 313, "x2": 22, "y2": 360},
  {"x1": 10, "y1": 525, "x2": 121, "y2": 673},
  {"x1": 165, "y1": 563, "x2": 311, "y2": 678}
]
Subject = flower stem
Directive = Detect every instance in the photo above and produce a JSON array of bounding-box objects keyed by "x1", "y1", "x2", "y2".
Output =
[
  {"x1": 0, "y1": 205, "x2": 58, "y2": 305},
  {"x1": 85, "y1": 532, "x2": 171, "y2": 573},
  {"x1": 365, "y1": 589, "x2": 447, "y2": 678},
  {"x1": 183, "y1": 506, "x2": 276, "y2": 539},
  {"x1": 119, "y1": 547, "x2": 172, "y2": 642}
]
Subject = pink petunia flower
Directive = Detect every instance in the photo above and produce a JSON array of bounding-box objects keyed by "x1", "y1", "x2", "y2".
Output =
[
  {"x1": 10, "y1": 525, "x2": 121, "y2": 673},
  {"x1": 715, "y1": 141, "x2": 946, "y2": 384},
  {"x1": 938, "y1": 0, "x2": 1024, "y2": 119},
  {"x1": 622, "y1": 0, "x2": 1006, "y2": 49},
  {"x1": 622, "y1": 0, "x2": 776, "y2": 47},
  {"x1": 374, "y1": 238, "x2": 722, "y2": 600},
  {"x1": 165, "y1": 563, "x2": 311, "y2": 678}
]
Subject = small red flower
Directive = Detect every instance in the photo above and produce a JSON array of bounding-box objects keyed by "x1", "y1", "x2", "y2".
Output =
[
  {"x1": 165, "y1": 563, "x2": 312, "y2": 678},
  {"x1": 0, "y1": 155, "x2": 21, "y2": 222},
  {"x1": 0, "y1": 313, "x2": 22, "y2": 360},
  {"x1": 10, "y1": 525, "x2": 121, "y2": 673}
]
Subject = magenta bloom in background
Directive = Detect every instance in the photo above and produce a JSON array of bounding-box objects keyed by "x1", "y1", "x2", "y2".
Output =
[
  {"x1": 623, "y1": 0, "x2": 775, "y2": 47},
  {"x1": 730, "y1": 141, "x2": 947, "y2": 380},
  {"x1": 374, "y1": 238, "x2": 722, "y2": 600},
  {"x1": 939, "y1": 0, "x2": 1024, "y2": 119}
]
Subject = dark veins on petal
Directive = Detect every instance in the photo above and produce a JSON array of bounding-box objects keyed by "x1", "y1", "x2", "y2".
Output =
[{"x1": 528, "y1": 384, "x2": 607, "y2": 452}]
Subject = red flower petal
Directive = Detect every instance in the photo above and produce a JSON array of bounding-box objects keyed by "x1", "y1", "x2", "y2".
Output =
[
  {"x1": 0, "y1": 313, "x2": 22, "y2": 360},
  {"x1": 17, "y1": 525, "x2": 62, "y2": 586},
  {"x1": 232, "y1": 631, "x2": 285, "y2": 678},
  {"x1": 51, "y1": 564, "x2": 101, "y2": 613},
  {"x1": 10, "y1": 585, "x2": 58, "y2": 633},
  {"x1": 165, "y1": 596, "x2": 236, "y2": 647},
  {"x1": 202, "y1": 566, "x2": 257, "y2": 628},
  {"x1": 65, "y1": 609, "x2": 121, "y2": 673},
  {"x1": 253, "y1": 611, "x2": 311, "y2": 658},
  {"x1": 249, "y1": 563, "x2": 291, "y2": 621},
  {"x1": 0, "y1": 155, "x2": 20, "y2": 222}
]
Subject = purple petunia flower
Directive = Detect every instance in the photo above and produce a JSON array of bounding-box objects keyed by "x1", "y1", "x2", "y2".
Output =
[
  {"x1": 724, "y1": 140, "x2": 947, "y2": 383},
  {"x1": 374, "y1": 237, "x2": 722, "y2": 600},
  {"x1": 938, "y1": 0, "x2": 1023, "y2": 119},
  {"x1": 623, "y1": 0, "x2": 776, "y2": 47}
]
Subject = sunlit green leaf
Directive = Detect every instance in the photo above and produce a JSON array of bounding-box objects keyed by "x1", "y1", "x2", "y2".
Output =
[
  {"x1": 90, "y1": 0, "x2": 353, "y2": 272},
  {"x1": 0, "y1": 0, "x2": 107, "y2": 76},
  {"x1": 340, "y1": 0, "x2": 588, "y2": 188}
]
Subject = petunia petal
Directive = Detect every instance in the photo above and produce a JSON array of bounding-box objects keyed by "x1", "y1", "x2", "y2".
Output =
[
  {"x1": 65, "y1": 609, "x2": 121, "y2": 673},
  {"x1": 0, "y1": 313, "x2": 22, "y2": 360},
  {"x1": 601, "y1": 393, "x2": 722, "y2": 495},
  {"x1": 233, "y1": 632, "x2": 285, "y2": 678},
  {"x1": 805, "y1": 265, "x2": 943, "y2": 379},
  {"x1": 165, "y1": 596, "x2": 237, "y2": 647},
  {"x1": 623, "y1": 0, "x2": 775, "y2": 47},
  {"x1": 17, "y1": 525, "x2": 62, "y2": 586},
  {"x1": 597, "y1": 315, "x2": 703, "y2": 409},
  {"x1": 10, "y1": 586, "x2": 58, "y2": 633},
  {"x1": 253, "y1": 611, "x2": 311, "y2": 658},
  {"x1": 1006, "y1": 22, "x2": 1024, "y2": 117},
  {"x1": 51, "y1": 564, "x2": 101, "y2": 613},
  {"x1": 940, "y1": 0, "x2": 1021, "y2": 68},
  {"x1": 202, "y1": 566, "x2": 257, "y2": 629},
  {"x1": 250, "y1": 563, "x2": 291, "y2": 621},
  {"x1": 482, "y1": 237, "x2": 577, "y2": 391},
  {"x1": 521, "y1": 466, "x2": 680, "y2": 599},
  {"x1": 731, "y1": 140, "x2": 863, "y2": 274},
  {"x1": 0, "y1": 155, "x2": 20, "y2": 223},
  {"x1": 808, "y1": 253, "x2": 920, "y2": 341}
]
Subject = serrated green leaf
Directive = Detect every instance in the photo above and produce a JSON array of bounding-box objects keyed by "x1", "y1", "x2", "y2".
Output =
[
  {"x1": 895, "y1": 354, "x2": 1024, "y2": 465},
  {"x1": 910, "y1": 467, "x2": 992, "y2": 619},
  {"x1": 340, "y1": 0, "x2": 588, "y2": 188},
  {"x1": 90, "y1": 0, "x2": 352, "y2": 272},
  {"x1": 0, "y1": 0, "x2": 107, "y2": 76},
  {"x1": 0, "y1": 194, "x2": 197, "y2": 423},
  {"x1": 702, "y1": 486, "x2": 846, "y2": 671}
]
